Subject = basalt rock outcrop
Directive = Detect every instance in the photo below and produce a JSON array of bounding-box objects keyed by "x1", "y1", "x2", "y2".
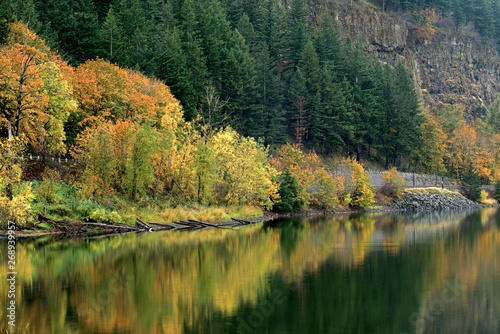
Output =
[{"x1": 310, "y1": 1, "x2": 500, "y2": 118}]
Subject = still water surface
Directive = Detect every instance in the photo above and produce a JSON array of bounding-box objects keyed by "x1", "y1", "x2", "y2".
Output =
[{"x1": 1, "y1": 209, "x2": 500, "y2": 334}]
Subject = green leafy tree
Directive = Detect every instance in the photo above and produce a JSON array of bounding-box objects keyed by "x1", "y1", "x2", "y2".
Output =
[{"x1": 125, "y1": 124, "x2": 156, "y2": 200}]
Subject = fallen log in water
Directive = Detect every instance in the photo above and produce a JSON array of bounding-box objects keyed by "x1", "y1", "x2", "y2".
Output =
[
  {"x1": 230, "y1": 218, "x2": 255, "y2": 225},
  {"x1": 11, "y1": 212, "x2": 265, "y2": 237},
  {"x1": 136, "y1": 218, "x2": 154, "y2": 230},
  {"x1": 82, "y1": 222, "x2": 141, "y2": 231},
  {"x1": 148, "y1": 222, "x2": 176, "y2": 230},
  {"x1": 187, "y1": 219, "x2": 238, "y2": 230}
]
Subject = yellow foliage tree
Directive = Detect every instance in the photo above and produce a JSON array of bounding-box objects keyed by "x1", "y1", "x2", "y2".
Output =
[
  {"x1": 336, "y1": 158, "x2": 374, "y2": 208},
  {"x1": 273, "y1": 143, "x2": 339, "y2": 209},
  {"x1": 0, "y1": 21, "x2": 75, "y2": 156},
  {"x1": 382, "y1": 167, "x2": 406, "y2": 199},
  {"x1": 447, "y1": 124, "x2": 477, "y2": 180},
  {"x1": 0, "y1": 136, "x2": 34, "y2": 225},
  {"x1": 209, "y1": 127, "x2": 278, "y2": 208}
]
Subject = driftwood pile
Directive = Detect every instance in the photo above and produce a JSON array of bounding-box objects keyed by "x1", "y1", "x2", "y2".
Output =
[{"x1": 32, "y1": 215, "x2": 258, "y2": 235}]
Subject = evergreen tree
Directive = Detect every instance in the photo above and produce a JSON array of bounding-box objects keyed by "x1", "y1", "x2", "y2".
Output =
[
  {"x1": 287, "y1": 69, "x2": 309, "y2": 145},
  {"x1": 0, "y1": 0, "x2": 13, "y2": 44},
  {"x1": 495, "y1": 0, "x2": 500, "y2": 38},
  {"x1": 275, "y1": 168, "x2": 305, "y2": 212},
  {"x1": 486, "y1": 93, "x2": 500, "y2": 133},
  {"x1": 452, "y1": 0, "x2": 466, "y2": 27},
  {"x1": 318, "y1": 67, "x2": 355, "y2": 153},
  {"x1": 314, "y1": 12, "x2": 344, "y2": 69},
  {"x1": 117, "y1": 0, "x2": 147, "y2": 69},
  {"x1": 263, "y1": 0, "x2": 284, "y2": 62},
  {"x1": 494, "y1": 181, "x2": 500, "y2": 202},
  {"x1": 236, "y1": 13, "x2": 256, "y2": 46},
  {"x1": 253, "y1": 41, "x2": 287, "y2": 145},
  {"x1": 475, "y1": 0, "x2": 495, "y2": 37},
  {"x1": 159, "y1": 26, "x2": 207, "y2": 120},
  {"x1": 299, "y1": 39, "x2": 322, "y2": 146},
  {"x1": 343, "y1": 39, "x2": 383, "y2": 160},
  {"x1": 460, "y1": 162, "x2": 481, "y2": 200},
  {"x1": 12, "y1": 0, "x2": 41, "y2": 32},
  {"x1": 381, "y1": 62, "x2": 423, "y2": 167},
  {"x1": 221, "y1": 28, "x2": 258, "y2": 128},
  {"x1": 286, "y1": 0, "x2": 308, "y2": 67},
  {"x1": 97, "y1": 8, "x2": 123, "y2": 63},
  {"x1": 53, "y1": 0, "x2": 99, "y2": 65}
]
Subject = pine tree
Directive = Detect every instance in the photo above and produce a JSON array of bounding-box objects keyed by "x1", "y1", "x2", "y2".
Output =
[
  {"x1": 275, "y1": 168, "x2": 305, "y2": 212},
  {"x1": 460, "y1": 162, "x2": 481, "y2": 200},
  {"x1": 318, "y1": 66, "x2": 355, "y2": 153},
  {"x1": 314, "y1": 12, "x2": 344, "y2": 68},
  {"x1": 287, "y1": 70, "x2": 309, "y2": 146},
  {"x1": 263, "y1": 0, "x2": 284, "y2": 62},
  {"x1": 380, "y1": 62, "x2": 423, "y2": 167},
  {"x1": 117, "y1": 0, "x2": 147, "y2": 69},
  {"x1": 299, "y1": 39, "x2": 322, "y2": 146},
  {"x1": 286, "y1": 0, "x2": 308, "y2": 67},
  {"x1": 97, "y1": 8, "x2": 123, "y2": 62},
  {"x1": 0, "y1": 0, "x2": 13, "y2": 44},
  {"x1": 253, "y1": 41, "x2": 287, "y2": 145},
  {"x1": 159, "y1": 26, "x2": 207, "y2": 120},
  {"x1": 494, "y1": 180, "x2": 500, "y2": 202},
  {"x1": 392, "y1": 62, "x2": 423, "y2": 162},
  {"x1": 12, "y1": 0, "x2": 42, "y2": 32},
  {"x1": 221, "y1": 29, "x2": 258, "y2": 128},
  {"x1": 343, "y1": 39, "x2": 383, "y2": 161},
  {"x1": 475, "y1": 0, "x2": 495, "y2": 38},
  {"x1": 53, "y1": 0, "x2": 99, "y2": 65},
  {"x1": 452, "y1": 0, "x2": 466, "y2": 27}
]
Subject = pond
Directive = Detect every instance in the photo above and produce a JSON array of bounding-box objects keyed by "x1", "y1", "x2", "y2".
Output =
[{"x1": 1, "y1": 208, "x2": 500, "y2": 333}]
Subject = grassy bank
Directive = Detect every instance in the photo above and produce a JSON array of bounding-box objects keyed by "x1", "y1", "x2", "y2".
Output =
[{"x1": 30, "y1": 178, "x2": 263, "y2": 226}]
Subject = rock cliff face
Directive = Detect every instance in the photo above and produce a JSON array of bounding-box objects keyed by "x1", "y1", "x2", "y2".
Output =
[{"x1": 311, "y1": 1, "x2": 500, "y2": 118}]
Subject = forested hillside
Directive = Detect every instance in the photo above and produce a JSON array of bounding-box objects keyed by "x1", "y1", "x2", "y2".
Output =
[
  {"x1": 1, "y1": 0, "x2": 500, "y2": 224},
  {"x1": 1, "y1": 0, "x2": 427, "y2": 163}
]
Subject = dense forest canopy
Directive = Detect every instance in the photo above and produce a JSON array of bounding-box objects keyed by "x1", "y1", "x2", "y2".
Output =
[
  {"x1": 1, "y1": 0, "x2": 500, "y2": 224},
  {"x1": 0, "y1": 1, "x2": 500, "y2": 178},
  {"x1": 1, "y1": 0, "x2": 431, "y2": 166}
]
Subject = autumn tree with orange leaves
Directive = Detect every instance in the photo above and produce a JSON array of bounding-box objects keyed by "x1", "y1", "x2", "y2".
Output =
[{"x1": 0, "y1": 21, "x2": 77, "y2": 156}]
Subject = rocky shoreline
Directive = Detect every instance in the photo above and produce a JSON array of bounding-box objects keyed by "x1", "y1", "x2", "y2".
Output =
[
  {"x1": 390, "y1": 190, "x2": 487, "y2": 211},
  {"x1": 3, "y1": 189, "x2": 494, "y2": 238}
]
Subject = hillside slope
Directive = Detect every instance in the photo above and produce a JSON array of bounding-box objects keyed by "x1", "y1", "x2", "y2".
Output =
[{"x1": 317, "y1": 1, "x2": 500, "y2": 118}]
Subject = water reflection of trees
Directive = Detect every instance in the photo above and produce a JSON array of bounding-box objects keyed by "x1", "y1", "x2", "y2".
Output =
[{"x1": 0, "y1": 209, "x2": 499, "y2": 333}]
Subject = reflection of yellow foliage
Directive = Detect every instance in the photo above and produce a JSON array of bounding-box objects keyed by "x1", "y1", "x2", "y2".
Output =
[{"x1": 4, "y1": 210, "x2": 500, "y2": 333}]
